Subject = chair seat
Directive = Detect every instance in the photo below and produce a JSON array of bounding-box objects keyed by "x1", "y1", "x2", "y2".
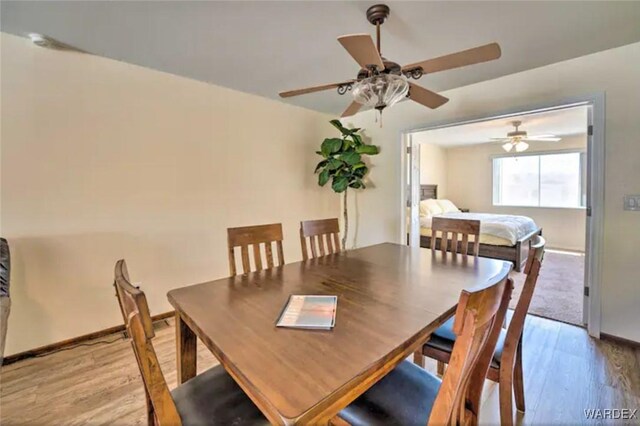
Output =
[
  {"x1": 171, "y1": 365, "x2": 267, "y2": 426},
  {"x1": 423, "y1": 310, "x2": 513, "y2": 369},
  {"x1": 338, "y1": 360, "x2": 442, "y2": 426}
]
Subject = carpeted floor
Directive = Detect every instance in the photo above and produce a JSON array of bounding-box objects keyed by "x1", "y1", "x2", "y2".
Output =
[{"x1": 509, "y1": 250, "x2": 585, "y2": 326}]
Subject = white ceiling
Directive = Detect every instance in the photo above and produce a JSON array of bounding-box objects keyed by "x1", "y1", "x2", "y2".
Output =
[
  {"x1": 412, "y1": 106, "x2": 588, "y2": 148},
  {"x1": 2, "y1": 2, "x2": 640, "y2": 116}
]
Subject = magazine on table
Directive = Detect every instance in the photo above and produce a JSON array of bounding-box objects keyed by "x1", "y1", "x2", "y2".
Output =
[{"x1": 276, "y1": 295, "x2": 337, "y2": 330}]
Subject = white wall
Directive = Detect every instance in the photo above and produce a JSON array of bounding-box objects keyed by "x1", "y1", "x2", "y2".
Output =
[
  {"x1": 0, "y1": 33, "x2": 338, "y2": 355},
  {"x1": 416, "y1": 139, "x2": 448, "y2": 198},
  {"x1": 344, "y1": 42, "x2": 640, "y2": 342},
  {"x1": 444, "y1": 134, "x2": 587, "y2": 251}
]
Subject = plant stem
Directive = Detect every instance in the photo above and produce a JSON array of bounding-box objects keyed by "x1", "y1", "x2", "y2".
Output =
[{"x1": 342, "y1": 189, "x2": 348, "y2": 250}]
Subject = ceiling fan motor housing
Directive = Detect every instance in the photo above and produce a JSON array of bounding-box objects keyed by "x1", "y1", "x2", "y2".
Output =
[
  {"x1": 366, "y1": 4, "x2": 390, "y2": 25},
  {"x1": 507, "y1": 130, "x2": 528, "y2": 138},
  {"x1": 357, "y1": 58, "x2": 402, "y2": 80}
]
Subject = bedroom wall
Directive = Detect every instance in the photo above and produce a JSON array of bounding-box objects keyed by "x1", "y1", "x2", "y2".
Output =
[
  {"x1": 445, "y1": 134, "x2": 587, "y2": 251},
  {"x1": 0, "y1": 33, "x2": 338, "y2": 355},
  {"x1": 415, "y1": 137, "x2": 448, "y2": 198},
  {"x1": 344, "y1": 41, "x2": 640, "y2": 342}
]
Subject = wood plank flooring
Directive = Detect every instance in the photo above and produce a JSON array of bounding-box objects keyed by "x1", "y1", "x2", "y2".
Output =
[{"x1": 1, "y1": 315, "x2": 639, "y2": 425}]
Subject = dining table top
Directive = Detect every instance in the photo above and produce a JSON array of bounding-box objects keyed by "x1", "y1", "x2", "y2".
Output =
[{"x1": 167, "y1": 242, "x2": 512, "y2": 424}]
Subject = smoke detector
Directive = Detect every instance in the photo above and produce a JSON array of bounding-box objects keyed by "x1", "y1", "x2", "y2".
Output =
[{"x1": 28, "y1": 33, "x2": 57, "y2": 48}]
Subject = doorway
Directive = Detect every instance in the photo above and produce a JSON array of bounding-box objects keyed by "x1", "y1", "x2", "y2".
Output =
[{"x1": 401, "y1": 97, "x2": 604, "y2": 336}]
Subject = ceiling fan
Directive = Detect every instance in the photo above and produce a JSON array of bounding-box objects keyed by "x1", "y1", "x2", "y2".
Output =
[
  {"x1": 279, "y1": 4, "x2": 502, "y2": 119},
  {"x1": 492, "y1": 121, "x2": 562, "y2": 153}
]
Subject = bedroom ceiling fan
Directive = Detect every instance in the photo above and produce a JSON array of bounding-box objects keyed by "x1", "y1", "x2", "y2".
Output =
[
  {"x1": 279, "y1": 4, "x2": 502, "y2": 120},
  {"x1": 493, "y1": 121, "x2": 562, "y2": 153}
]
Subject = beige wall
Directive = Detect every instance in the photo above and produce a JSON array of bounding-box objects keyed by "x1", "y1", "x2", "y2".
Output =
[
  {"x1": 0, "y1": 33, "x2": 338, "y2": 355},
  {"x1": 416, "y1": 138, "x2": 448, "y2": 198},
  {"x1": 443, "y1": 134, "x2": 587, "y2": 251},
  {"x1": 344, "y1": 42, "x2": 640, "y2": 342}
]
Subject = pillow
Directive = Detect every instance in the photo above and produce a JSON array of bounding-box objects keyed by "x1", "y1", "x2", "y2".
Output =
[
  {"x1": 437, "y1": 199, "x2": 460, "y2": 213},
  {"x1": 420, "y1": 199, "x2": 443, "y2": 217}
]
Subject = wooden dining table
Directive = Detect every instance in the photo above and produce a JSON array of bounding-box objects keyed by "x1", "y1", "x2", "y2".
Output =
[{"x1": 167, "y1": 242, "x2": 512, "y2": 425}]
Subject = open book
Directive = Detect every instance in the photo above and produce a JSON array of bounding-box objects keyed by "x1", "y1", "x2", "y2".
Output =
[{"x1": 276, "y1": 295, "x2": 337, "y2": 330}]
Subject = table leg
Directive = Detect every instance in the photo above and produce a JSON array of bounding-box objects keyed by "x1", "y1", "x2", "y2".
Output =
[{"x1": 176, "y1": 311, "x2": 197, "y2": 384}]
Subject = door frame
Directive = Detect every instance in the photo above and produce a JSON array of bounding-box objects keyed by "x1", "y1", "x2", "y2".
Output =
[{"x1": 398, "y1": 93, "x2": 605, "y2": 338}]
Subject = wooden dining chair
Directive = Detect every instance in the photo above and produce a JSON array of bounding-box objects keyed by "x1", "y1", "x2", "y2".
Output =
[
  {"x1": 299, "y1": 218, "x2": 341, "y2": 260},
  {"x1": 113, "y1": 260, "x2": 266, "y2": 426},
  {"x1": 430, "y1": 216, "x2": 481, "y2": 256},
  {"x1": 337, "y1": 274, "x2": 513, "y2": 426},
  {"x1": 227, "y1": 223, "x2": 284, "y2": 276},
  {"x1": 416, "y1": 236, "x2": 546, "y2": 426}
]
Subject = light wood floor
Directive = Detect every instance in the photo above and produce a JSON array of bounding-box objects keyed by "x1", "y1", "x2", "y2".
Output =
[{"x1": 1, "y1": 315, "x2": 639, "y2": 425}]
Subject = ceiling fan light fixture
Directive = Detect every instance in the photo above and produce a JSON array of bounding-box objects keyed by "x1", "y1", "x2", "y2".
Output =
[
  {"x1": 502, "y1": 142, "x2": 514, "y2": 152},
  {"x1": 352, "y1": 73, "x2": 409, "y2": 113},
  {"x1": 515, "y1": 141, "x2": 529, "y2": 152}
]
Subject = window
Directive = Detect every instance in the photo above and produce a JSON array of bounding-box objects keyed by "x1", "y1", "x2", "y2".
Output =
[{"x1": 493, "y1": 151, "x2": 586, "y2": 208}]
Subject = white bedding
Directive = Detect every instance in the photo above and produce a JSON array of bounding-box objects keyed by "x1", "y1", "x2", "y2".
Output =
[{"x1": 420, "y1": 212, "x2": 539, "y2": 246}]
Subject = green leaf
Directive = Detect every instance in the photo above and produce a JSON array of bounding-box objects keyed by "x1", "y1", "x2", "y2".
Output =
[
  {"x1": 349, "y1": 180, "x2": 363, "y2": 189},
  {"x1": 339, "y1": 151, "x2": 361, "y2": 165},
  {"x1": 356, "y1": 144, "x2": 380, "y2": 155},
  {"x1": 329, "y1": 119, "x2": 347, "y2": 134},
  {"x1": 352, "y1": 162, "x2": 366, "y2": 170},
  {"x1": 330, "y1": 119, "x2": 360, "y2": 136},
  {"x1": 321, "y1": 138, "x2": 343, "y2": 156},
  {"x1": 314, "y1": 160, "x2": 327, "y2": 173},
  {"x1": 318, "y1": 169, "x2": 330, "y2": 186},
  {"x1": 354, "y1": 166, "x2": 368, "y2": 178},
  {"x1": 331, "y1": 176, "x2": 349, "y2": 193},
  {"x1": 327, "y1": 158, "x2": 343, "y2": 170},
  {"x1": 351, "y1": 134, "x2": 363, "y2": 146}
]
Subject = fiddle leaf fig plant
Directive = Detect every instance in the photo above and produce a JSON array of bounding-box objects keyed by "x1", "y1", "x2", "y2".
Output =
[{"x1": 315, "y1": 119, "x2": 380, "y2": 249}]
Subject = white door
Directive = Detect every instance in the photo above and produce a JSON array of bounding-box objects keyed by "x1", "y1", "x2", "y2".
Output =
[
  {"x1": 583, "y1": 106, "x2": 594, "y2": 326},
  {"x1": 406, "y1": 134, "x2": 421, "y2": 247}
]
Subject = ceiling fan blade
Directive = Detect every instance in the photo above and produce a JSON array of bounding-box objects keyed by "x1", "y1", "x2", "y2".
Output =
[
  {"x1": 402, "y1": 42, "x2": 501, "y2": 74},
  {"x1": 341, "y1": 101, "x2": 363, "y2": 118},
  {"x1": 525, "y1": 137, "x2": 562, "y2": 142},
  {"x1": 528, "y1": 134, "x2": 557, "y2": 138},
  {"x1": 279, "y1": 80, "x2": 354, "y2": 98},
  {"x1": 408, "y1": 83, "x2": 449, "y2": 109},
  {"x1": 337, "y1": 34, "x2": 384, "y2": 70}
]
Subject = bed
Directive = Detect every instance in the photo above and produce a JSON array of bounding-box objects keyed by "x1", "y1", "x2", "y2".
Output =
[{"x1": 408, "y1": 185, "x2": 542, "y2": 272}]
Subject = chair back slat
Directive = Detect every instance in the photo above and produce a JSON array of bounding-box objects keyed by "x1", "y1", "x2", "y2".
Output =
[
  {"x1": 300, "y1": 218, "x2": 342, "y2": 260},
  {"x1": 460, "y1": 233, "x2": 469, "y2": 255},
  {"x1": 332, "y1": 233, "x2": 341, "y2": 255},
  {"x1": 241, "y1": 245, "x2": 250, "y2": 273},
  {"x1": 113, "y1": 260, "x2": 181, "y2": 426},
  {"x1": 318, "y1": 235, "x2": 326, "y2": 256},
  {"x1": 503, "y1": 236, "x2": 546, "y2": 363},
  {"x1": 227, "y1": 223, "x2": 284, "y2": 275},
  {"x1": 252, "y1": 244, "x2": 263, "y2": 271},
  {"x1": 276, "y1": 240, "x2": 285, "y2": 266},
  {"x1": 326, "y1": 234, "x2": 335, "y2": 254},
  {"x1": 440, "y1": 231, "x2": 448, "y2": 254},
  {"x1": 310, "y1": 236, "x2": 317, "y2": 257},
  {"x1": 429, "y1": 273, "x2": 513, "y2": 425},
  {"x1": 265, "y1": 243, "x2": 274, "y2": 269},
  {"x1": 431, "y1": 217, "x2": 481, "y2": 257}
]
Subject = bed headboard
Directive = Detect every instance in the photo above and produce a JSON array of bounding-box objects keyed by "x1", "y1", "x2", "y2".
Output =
[
  {"x1": 406, "y1": 184, "x2": 438, "y2": 206},
  {"x1": 420, "y1": 184, "x2": 438, "y2": 200}
]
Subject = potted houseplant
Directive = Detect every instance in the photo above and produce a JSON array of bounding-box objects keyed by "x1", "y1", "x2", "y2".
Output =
[{"x1": 315, "y1": 119, "x2": 380, "y2": 249}]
